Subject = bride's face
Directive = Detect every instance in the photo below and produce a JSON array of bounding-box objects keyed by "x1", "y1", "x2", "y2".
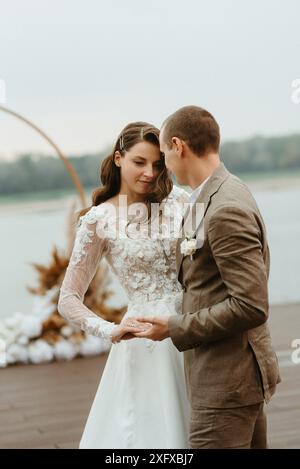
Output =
[{"x1": 115, "y1": 141, "x2": 162, "y2": 196}]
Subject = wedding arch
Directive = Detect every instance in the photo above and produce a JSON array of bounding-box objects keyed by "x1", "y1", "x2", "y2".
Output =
[
  {"x1": 0, "y1": 104, "x2": 87, "y2": 207},
  {"x1": 0, "y1": 105, "x2": 124, "y2": 368}
]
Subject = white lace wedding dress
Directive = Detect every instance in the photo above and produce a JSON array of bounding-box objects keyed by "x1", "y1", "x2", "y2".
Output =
[{"x1": 58, "y1": 186, "x2": 191, "y2": 449}]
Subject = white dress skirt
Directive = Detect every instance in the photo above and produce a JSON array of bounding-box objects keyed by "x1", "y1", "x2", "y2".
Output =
[{"x1": 79, "y1": 294, "x2": 190, "y2": 449}]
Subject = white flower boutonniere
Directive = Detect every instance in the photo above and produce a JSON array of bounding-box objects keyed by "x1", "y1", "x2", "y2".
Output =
[{"x1": 180, "y1": 233, "x2": 197, "y2": 260}]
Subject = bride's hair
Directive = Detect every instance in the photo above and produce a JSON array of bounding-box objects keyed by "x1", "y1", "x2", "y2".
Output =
[{"x1": 77, "y1": 121, "x2": 173, "y2": 219}]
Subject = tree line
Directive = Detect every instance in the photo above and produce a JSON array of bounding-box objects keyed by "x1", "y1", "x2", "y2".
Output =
[{"x1": 1, "y1": 133, "x2": 300, "y2": 195}]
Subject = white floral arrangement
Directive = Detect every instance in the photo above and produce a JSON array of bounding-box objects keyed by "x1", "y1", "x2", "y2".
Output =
[{"x1": 0, "y1": 286, "x2": 110, "y2": 369}]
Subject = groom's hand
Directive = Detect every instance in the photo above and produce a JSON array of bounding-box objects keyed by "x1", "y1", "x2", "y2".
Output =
[
  {"x1": 133, "y1": 316, "x2": 170, "y2": 341},
  {"x1": 111, "y1": 318, "x2": 150, "y2": 344}
]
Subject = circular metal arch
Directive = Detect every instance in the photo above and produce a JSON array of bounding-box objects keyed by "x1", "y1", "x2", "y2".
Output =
[{"x1": 0, "y1": 104, "x2": 87, "y2": 207}]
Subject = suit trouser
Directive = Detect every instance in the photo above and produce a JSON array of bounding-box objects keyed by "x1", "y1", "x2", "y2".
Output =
[{"x1": 189, "y1": 402, "x2": 267, "y2": 449}]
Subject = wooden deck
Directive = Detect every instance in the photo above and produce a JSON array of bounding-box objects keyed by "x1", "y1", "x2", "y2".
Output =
[{"x1": 0, "y1": 303, "x2": 299, "y2": 449}]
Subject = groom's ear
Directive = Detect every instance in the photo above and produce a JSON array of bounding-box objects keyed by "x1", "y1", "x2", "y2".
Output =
[{"x1": 172, "y1": 137, "x2": 184, "y2": 157}]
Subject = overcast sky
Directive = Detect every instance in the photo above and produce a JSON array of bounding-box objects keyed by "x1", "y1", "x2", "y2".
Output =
[{"x1": 0, "y1": 0, "x2": 300, "y2": 160}]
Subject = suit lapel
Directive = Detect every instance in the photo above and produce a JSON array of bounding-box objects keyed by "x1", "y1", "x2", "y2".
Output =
[{"x1": 176, "y1": 162, "x2": 230, "y2": 277}]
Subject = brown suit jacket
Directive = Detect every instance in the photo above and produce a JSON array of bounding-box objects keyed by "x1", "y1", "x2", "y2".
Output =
[{"x1": 168, "y1": 162, "x2": 281, "y2": 409}]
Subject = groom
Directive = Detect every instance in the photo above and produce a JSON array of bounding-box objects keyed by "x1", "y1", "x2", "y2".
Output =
[{"x1": 133, "y1": 106, "x2": 281, "y2": 449}]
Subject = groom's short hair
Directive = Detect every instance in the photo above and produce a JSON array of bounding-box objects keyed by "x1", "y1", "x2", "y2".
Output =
[{"x1": 162, "y1": 105, "x2": 220, "y2": 156}]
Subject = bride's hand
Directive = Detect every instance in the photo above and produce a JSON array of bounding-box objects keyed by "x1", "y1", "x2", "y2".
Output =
[{"x1": 111, "y1": 318, "x2": 150, "y2": 344}]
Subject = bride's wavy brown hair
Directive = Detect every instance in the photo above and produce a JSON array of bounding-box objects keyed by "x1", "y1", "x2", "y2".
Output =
[{"x1": 77, "y1": 121, "x2": 173, "y2": 220}]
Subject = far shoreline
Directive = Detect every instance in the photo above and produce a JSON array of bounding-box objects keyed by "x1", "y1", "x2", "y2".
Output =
[{"x1": 0, "y1": 171, "x2": 299, "y2": 213}]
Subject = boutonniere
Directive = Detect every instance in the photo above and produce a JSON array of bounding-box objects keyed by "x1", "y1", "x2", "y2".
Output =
[{"x1": 180, "y1": 233, "x2": 197, "y2": 260}]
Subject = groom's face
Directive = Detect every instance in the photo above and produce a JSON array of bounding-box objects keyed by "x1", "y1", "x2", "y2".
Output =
[{"x1": 159, "y1": 131, "x2": 187, "y2": 185}]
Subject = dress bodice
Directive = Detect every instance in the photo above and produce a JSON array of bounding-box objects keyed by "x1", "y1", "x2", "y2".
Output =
[{"x1": 58, "y1": 186, "x2": 189, "y2": 341}]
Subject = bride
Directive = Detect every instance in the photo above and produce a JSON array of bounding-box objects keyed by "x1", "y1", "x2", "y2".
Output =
[{"x1": 58, "y1": 121, "x2": 190, "y2": 449}]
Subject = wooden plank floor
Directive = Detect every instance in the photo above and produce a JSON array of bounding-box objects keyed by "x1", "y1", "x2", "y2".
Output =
[
  {"x1": 0, "y1": 303, "x2": 299, "y2": 449},
  {"x1": 0, "y1": 355, "x2": 107, "y2": 449}
]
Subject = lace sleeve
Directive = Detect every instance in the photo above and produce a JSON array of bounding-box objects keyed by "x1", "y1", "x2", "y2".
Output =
[{"x1": 57, "y1": 206, "x2": 116, "y2": 342}]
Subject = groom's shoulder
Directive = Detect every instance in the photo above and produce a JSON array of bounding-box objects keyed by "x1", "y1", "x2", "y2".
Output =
[
  {"x1": 210, "y1": 170, "x2": 261, "y2": 217},
  {"x1": 219, "y1": 170, "x2": 255, "y2": 202}
]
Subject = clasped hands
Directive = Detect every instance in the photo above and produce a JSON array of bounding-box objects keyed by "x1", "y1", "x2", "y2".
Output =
[{"x1": 111, "y1": 316, "x2": 170, "y2": 344}]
